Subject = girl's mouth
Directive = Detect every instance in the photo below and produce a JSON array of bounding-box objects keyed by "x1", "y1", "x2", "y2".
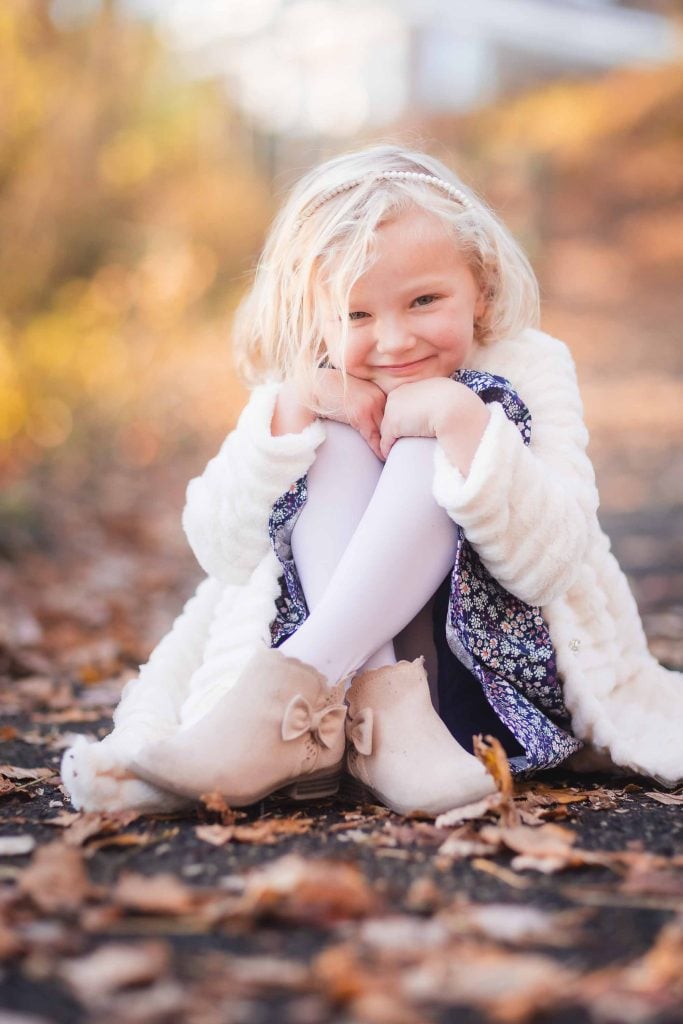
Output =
[{"x1": 380, "y1": 357, "x2": 430, "y2": 373}]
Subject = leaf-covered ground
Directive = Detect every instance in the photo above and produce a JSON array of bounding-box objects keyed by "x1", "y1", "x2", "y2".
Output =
[{"x1": 1, "y1": 454, "x2": 682, "y2": 1024}]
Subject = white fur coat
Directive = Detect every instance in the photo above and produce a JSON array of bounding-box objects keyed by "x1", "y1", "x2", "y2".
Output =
[{"x1": 61, "y1": 329, "x2": 683, "y2": 811}]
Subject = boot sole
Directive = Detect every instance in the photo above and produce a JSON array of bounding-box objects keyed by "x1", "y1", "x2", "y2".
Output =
[{"x1": 268, "y1": 764, "x2": 342, "y2": 802}]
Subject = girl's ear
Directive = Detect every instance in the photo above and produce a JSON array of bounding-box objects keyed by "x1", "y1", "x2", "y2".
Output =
[{"x1": 474, "y1": 288, "x2": 487, "y2": 322}]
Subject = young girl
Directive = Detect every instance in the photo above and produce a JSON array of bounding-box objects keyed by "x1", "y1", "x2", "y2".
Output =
[{"x1": 61, "y1": 144, "x2": 683, "y2": 817}]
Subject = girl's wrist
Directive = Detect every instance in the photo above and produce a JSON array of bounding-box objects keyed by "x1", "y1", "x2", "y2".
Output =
[
  {"x1": 433, "y1": 383, "x2": 491, "y2": 476},
  {"x1": 271, "y1": 381, "x2": 316, "y2": 436}
]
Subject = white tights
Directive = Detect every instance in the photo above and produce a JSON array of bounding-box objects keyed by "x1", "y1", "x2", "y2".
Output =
[{"x1": 279, "y1": 421, "x2": 460, "y2": 692}]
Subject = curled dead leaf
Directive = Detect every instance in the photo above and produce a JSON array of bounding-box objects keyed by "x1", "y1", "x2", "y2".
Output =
[
  {"x1": 59, "y1": 940, "x2": 171, "y2": 1002},
  {"x1": 17, "y1": 841, "x2": 95, "y2": 913},
  {"x1": 473, "y1": 734, "x2": 513, "y2": 800},
  {"x1": 113, "y1": 872, "x2": 198, "y2": 916},
  {"x1": 198, "y1": 791, "x2": 242, "y2": 825},
  {"x1": 242, "y1": 854, "x2": 379, "y2": 925},
  {"x1": 61, "y1": 810, "x2": 143, "y2": 847}
]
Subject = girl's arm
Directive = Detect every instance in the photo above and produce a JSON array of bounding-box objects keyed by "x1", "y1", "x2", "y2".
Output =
[
  {"x1": 431, "y1": 333, "x2": 599, "y2": 607},
  {"x1": 182, "y1": 383, "x2": 326, "y2": 583}
]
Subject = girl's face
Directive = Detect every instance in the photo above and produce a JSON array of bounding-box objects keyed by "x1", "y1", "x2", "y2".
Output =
[{"x1": 324, "y1": 206, "x2": 485, "y2": 395}]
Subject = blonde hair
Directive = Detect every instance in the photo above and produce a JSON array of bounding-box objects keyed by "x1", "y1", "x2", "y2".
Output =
[{"x1": 232, "y1": 144, "x2": 539, "y2": 415}]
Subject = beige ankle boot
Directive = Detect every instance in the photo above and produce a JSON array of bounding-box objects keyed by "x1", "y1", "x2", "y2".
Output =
[
  {"x1": 127, "y1": 646, "x2": 347, "y2": 806},
  {"x1": 344, "y1": 656, "x2": 497, "y2": 816}
]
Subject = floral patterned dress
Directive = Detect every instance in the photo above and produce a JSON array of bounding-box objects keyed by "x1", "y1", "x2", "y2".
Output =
[{"x1": 267, "y1": 370, "x2": 583, "y2": 774}]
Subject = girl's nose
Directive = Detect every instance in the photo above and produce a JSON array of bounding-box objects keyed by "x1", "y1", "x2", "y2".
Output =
[{"x1": 374, "y1": 318, "x2": 417, "y2": 359}]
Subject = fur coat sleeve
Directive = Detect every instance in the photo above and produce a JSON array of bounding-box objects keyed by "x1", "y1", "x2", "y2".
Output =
[
  {"x1": 432, "y1": 332, "x2": 600, "y2": 607},
  {"x1": 182, "y1": 382, "x2": 327, "y2": 583}
]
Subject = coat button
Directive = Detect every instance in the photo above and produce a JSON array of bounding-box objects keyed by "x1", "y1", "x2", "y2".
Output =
[{"x1": 569, "y1": 638, "x2": 581, "y2": 652}]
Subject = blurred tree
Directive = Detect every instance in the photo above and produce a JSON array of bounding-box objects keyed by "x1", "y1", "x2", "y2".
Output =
[{"x1": 0, "y1": 0, "x2": 268, "y2": 478}]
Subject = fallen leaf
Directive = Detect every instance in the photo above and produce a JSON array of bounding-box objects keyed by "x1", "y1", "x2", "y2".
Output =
[
  {"x1": 446, "y1": 903, "x2": 590, "y2": 946},
  {"x1": 198, "y1": 791, "x2": 242, "y2": 825},
  {"x1": 470, "y1": 858, "x2": 531, "y2": 890},
  {"x1": 435, "y1": 793, "x2": 505, "y2": 829},
  {"x1": 0, "y1": 836, "x2": 36, "y2": 856},
  {"x1": 0, "y1": 764, "x2": 56, "y2": 782},
  {"x1": 473, "y1": 734, "x2": 513, "y2": 800},
  {"x1": 645, "y1": 791, "x2": 683, "y2": 806},
  {"x1": 242, "y1": 854, "x2": 379, "y2": 925},
  {"x1": 232, "y1": 816, "x2": 314, "y2": 844},
  {"x1": 61, "y1": 810, "x2": 143, "y2": 847},
  {"x1": 113, "y1": 872, "x2": 198, "y2": 915},
  {"x1": 403, "y1": 944, "x2": 578, "y2": 1021},
  {"x1": 195, "y1": 824, "x2": 235, "y2": 846},
  {"x1": 86, "y1": 831, "x2": 160, "y2": 853},
  {"x1": 59, "y1": 940, "x2": 170, "y2": 1002},
  {"x1": 404, "y1": 876, "x2": 443, "y2": 913},
  {"x1": 18, "y1": 841, "x2": 95, "y2": 913}
]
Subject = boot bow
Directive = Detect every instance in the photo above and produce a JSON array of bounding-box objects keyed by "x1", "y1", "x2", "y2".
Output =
[
  {"x1": 281, "y1": 695, "x2": 347, "y2": 748},
  {"x1": 345, "y1": 707, "x2": 374, "y2": 756}
]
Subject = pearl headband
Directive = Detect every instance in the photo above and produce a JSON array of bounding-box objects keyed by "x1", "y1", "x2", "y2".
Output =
[{"x1": 298, "y1": 169, "x2": 474, "y2": 224}]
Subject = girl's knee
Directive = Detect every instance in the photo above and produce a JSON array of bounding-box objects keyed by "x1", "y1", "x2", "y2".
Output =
[
  {"x1": 385, "y1": 434, "x2": 437, "y2": 464},
  {"x1": 322, "y1": 420, "x2": 383, "y2": 467}
]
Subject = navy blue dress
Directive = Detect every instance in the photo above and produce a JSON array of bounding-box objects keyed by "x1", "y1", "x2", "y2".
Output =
[{"x1": 267, "y1": 370, "x2": 583, "y2": 774}]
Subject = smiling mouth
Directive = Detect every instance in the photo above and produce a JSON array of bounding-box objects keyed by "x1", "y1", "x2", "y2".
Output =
[{"x1": 380, "y1": 357, "x2": 429, "y2": 369}]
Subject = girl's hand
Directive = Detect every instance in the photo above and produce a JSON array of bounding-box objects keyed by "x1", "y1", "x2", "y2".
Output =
[
  {"x1": 379, "y1": 378, "x2": 490, "y2": 473},
  {"x1": 311, "y1": 368, "x2": 387, "y2": 460}
]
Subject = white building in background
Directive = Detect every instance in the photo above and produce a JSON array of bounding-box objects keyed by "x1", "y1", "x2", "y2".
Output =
[{"x1": 123, "y1": 0, "x2": 680, "y2": 138}]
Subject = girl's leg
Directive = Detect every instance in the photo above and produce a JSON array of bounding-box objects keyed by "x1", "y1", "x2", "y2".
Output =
[
  {"x1": 288, "y1": 421, "x2": 397, "y2": 671},
  {"x1": 280, "y1": 425, "x2": 459, "y2": 685}
]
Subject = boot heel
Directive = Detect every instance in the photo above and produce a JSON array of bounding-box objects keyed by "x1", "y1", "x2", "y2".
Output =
[{"x1": 273, "y1": 765, "x2": 341, "y2": 801}]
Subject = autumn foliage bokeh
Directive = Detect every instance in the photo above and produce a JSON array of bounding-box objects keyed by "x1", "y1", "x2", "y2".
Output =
[{"x1": 0, "y1": 0, "x2": 269, "y2": 482}]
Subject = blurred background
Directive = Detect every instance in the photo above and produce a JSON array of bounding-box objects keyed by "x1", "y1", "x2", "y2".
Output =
[{"x1": 1, "y1": 0, "x2": 681, "y2": 686}]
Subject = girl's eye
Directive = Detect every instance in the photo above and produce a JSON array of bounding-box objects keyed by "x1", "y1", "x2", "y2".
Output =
[
  {"x1": 348, "y1": 311, "x2": 369, "y2": 321},
  {"x1": 413, "y1": 294, "x2": 439, "y2": 307}
]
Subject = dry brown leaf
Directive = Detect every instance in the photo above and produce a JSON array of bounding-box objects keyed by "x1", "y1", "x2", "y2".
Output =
[
  {"x1": 404, "y1": 876, "x2": 443, "y2": 913},
  {"x1": 620, "y1": 867, "x2": 683, "y2": 899},
  {"x1": 195, "y1": 823, "x2": 235, "y2": 846},
  {"x1": 645, "y1": 791, "x2": 683, "y2": 806},
  {"x1": 87, "y1": 831, "x2": 160, "y2": 853},
  {"x1": 438, "y1": 824, "x2": 501, "y2": 860},
  {"x1": 434, "y1": 792, "x2": 506, "y2": 829},
  {"x1": 216, "y1": 954, "x2": 311, "y2": 993},
  {"x1": 198, "y1": 791, "x2": 242, "y2": 825},
  {"x1": 59, "y1": 940, "x2": 171, "y2": 1002},
  {"x1": 480, "y1": 822, "x2": 618, "y2": 875},
  {"x1": 0, "y1": 920, "x2": 25, "y2": 960},
  {"x1": 61, "y1": 810, "x2": 143, "y2": 847},
  {"x1": 243, "y1": 854, "x2": 379, "y2": 925},
  {"x1": 446, "y1": 903, "x2": 590, "y2": 946},
  {"x1": 403, "y1": 941, "x2": 578, "y2": 1021},
  {"x1": 473, "y1": 734, "x2": 513, "y2": 799},
  {"x1": 17, "y1": 841, "x2": 95, "y2": 913},
  {"x1": 0, "y1": 836, "x2": 36, "y2": 856},
  {"x1": 43, "y1": 810, "x2": 81, "y2": 828},
  {"x1": 518, "y1": 784, "x2": 591, "y2": 806},
  {"x1": 349, "y1": 991, "x2": 425, "y2": 1024},
  {"x1": 470, "y1": 858, "x2": 532, "y2": 889},
  {"x1": 232, "y1": 817, "x2": 314, "y2": 844},
  {"x1": 113, "y1": 872, "x2": 198, "y2": 916},
  {"x1": 313, "y1": 942, "x2": 378, "y2": 1003},
  {"x1": 33, "y1": 708, "x2": 108, "y2": 724},
  {"x1": 0, "y1": 764, "x2": 56, "y2": 782},
  {"x1": 510, "y1": 854, "x2": 578, "y2": 875}
]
